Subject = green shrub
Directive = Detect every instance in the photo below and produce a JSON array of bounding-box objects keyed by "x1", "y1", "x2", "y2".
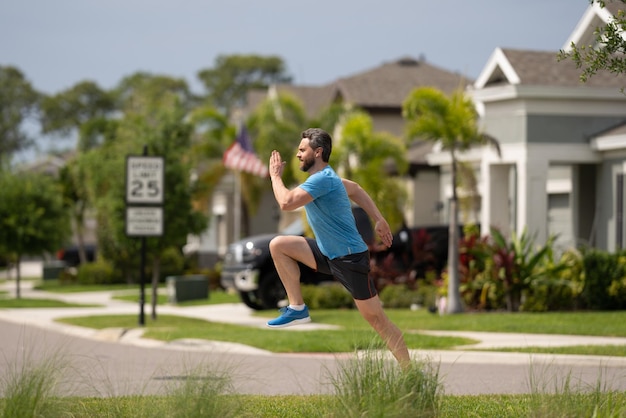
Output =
[
  {"x1": 459, "y1": 228, "x2": 592, "y2": 312},
  {"x1": 379, "y1": 284, "x2": 431, "y2": 308},
  {"x1": 521, "y1": 282, "x2": 576, "y2": 312},
  {"x1": 581, "y1": 249, "x2": 626, "y2": 310},
  {"x1": 302, "y1": 283, "x2": 354, "y2": 309},
  {"x1": 521, "y1": 248, "x2": 584, "y2": 312},
  {"x1": 76, "y1": 258, "x2": 123, "y2": 285}
]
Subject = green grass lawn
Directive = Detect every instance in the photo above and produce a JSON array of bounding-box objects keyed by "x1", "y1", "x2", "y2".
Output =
[
  {"x1": 56, "y1": 309, "x2": 626, "y2": 356},
  {"x1": 481, "y1": 344, "x2": 626, "y2": 357},
  {"x1": 111, "y1": 289, "x2": 240, "y2": 305},
  {"x1": 58, "y1": 313, "x2": 475, "y2": 352},
  {"x1": 34, "y1": 281, "x2": 159, "y2": 293},
  {"x1": 0, "y1": 293, "x2": 98, "y2": 308},
  {"x1": 266, "y1": 308, "x2": 626, "y2": 337},
  {"x1": 0, "y1": 298, "x2": 96, "y2": 308},
  {"x1": 47, "y1": 393, "x2": 626, "y2": 418},
  {"x1": 4, "y1": 280, "x2": 626, "y2": 356}
]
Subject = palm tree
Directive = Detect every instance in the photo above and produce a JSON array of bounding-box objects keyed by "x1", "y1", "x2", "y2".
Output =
[
  {"x1": 331, "y1": 110, "x2": 409, "y2": 232},
  {"x1": 402, "y1": 87, "x2": 500, "y2": 314}
]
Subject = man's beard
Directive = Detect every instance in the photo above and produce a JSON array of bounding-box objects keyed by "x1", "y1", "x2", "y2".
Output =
[{"x1": 300, "y1": 156, "x2": 315, "y2": 172}]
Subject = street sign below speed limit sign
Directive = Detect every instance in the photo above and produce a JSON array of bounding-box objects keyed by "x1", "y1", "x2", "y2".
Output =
[{"x1": 126, "y1": 156, "x2": 165, "y2": 204}]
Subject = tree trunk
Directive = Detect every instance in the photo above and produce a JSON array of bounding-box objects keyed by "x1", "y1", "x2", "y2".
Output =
[
  {"x1": 446, "y1": 153, "x2": 463, "y2": 314},
  {"x1": 77, "y1": 229, "x2": 87, "y2": 266},
  {"x1": 446, "y1": 198, "x2": 463, "y2": 313},
  {"x1": 15, "y1": 255, "x2": 21, "y2": 299},
  {"x1": 151, "y1": 255, "x2": 160, "y2": 320}
]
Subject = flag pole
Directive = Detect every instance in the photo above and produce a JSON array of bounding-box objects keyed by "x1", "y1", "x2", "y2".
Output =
[
  {"x1": 223, "y1": 117, "x2": 268, "y2": 243},
  {"x1": 232, "y1": 112, "x2": 243, "y2": 244},
  {"x1": 234, "y1": 170, "x2": 241, "y2": 242}
]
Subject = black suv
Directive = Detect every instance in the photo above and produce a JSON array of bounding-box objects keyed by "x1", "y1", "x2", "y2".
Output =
[
  {"x1": 220, "y1": 208, "x2": 451, "y2": 310},
  {"x1": 56, "y1": 244, "x2": 97, "y2": 267}
]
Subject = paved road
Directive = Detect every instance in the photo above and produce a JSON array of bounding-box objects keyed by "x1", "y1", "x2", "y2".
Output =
[
  {"x1": 1, "y1": 265, "x2": 626, "y2": 397},
  {"x1": 3, "y1": 317, "x2": 626, "y2": 398}
]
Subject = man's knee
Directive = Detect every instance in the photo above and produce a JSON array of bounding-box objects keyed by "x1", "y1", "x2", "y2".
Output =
[
  {"x1": 270, "y1": 235, "x2": 287, "y2": 254},
  {"x1": 270, "y1": 236, "x2": 316, "y2": 269}
]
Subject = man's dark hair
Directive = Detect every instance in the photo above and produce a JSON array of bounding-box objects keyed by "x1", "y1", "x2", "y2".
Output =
[{"x1": 302, "y1": 128, "x2": 332, "y2": 162}]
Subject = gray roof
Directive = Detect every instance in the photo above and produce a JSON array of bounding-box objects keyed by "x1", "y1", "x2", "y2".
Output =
[
  {"x1": 276, "y1": 84, "x2": 337, "y2": 117},
  {"x1": 245, "y1": 57, "x2": 470, "y2": 118},
  {"x1": 500, "y1": 48, "x2": 624, "y2": 88},
  {"x1": 332, "y1": 57, "x2": 469, "y2": 107}
]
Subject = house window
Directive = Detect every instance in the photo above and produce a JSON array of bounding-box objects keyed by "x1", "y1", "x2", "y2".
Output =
[{"x1": 617, "y1": 173, "x2": 624, "y2": 250}]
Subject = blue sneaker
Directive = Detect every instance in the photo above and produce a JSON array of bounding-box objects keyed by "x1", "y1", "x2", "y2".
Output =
[{"x1": 267, "y1": 306, "x2": 311, "y2": 328}]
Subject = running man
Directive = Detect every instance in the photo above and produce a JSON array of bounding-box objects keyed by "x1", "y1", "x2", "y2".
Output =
[{"x1": 266, "y1": 127, "x2": 410, "y2": 366}]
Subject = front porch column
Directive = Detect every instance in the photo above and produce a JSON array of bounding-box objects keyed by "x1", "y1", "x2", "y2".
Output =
[
  {"x1": 481, "y1": 163, "x2": 511, "y2": 237},
  {"x1": 517, "y1": 155, "x2": 549, "y2": 244}
]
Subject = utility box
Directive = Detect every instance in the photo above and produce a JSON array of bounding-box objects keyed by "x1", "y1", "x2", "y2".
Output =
[
  {"x1": 42, "y1": 261, "x2": 66, "y2": 280},
  {"x1": 166, "y1": 275, "x2": 209, "y2": 303}
]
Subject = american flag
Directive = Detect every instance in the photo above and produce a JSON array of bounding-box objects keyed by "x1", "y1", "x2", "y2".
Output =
[{"x1": 223, "y1": 125, "x2": 268, "y2": 177}]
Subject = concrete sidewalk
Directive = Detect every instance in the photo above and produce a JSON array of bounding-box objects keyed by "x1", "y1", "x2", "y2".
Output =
[{"x1": 2, "y1": 261, "x2": 626, "y2": 358}]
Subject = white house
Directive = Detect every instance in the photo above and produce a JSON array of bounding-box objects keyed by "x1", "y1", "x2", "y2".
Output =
[{"x1": 429, "y1": 2, "x2": 625, "y2": 251}]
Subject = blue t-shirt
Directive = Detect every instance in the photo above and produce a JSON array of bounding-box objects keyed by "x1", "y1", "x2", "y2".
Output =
[{"x1": 299, "y1": 166, "x2": 368, "y2": 259}]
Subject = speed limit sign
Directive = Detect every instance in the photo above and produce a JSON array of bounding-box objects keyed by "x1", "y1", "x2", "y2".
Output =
[{"x1": 126, "y1": 156, "x2": 164, "y2": 204}]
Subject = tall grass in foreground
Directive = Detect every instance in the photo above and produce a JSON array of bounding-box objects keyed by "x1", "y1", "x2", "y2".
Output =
[
  {"x1": 1, "y1": 349, "x2": 70, "y2": 418},
  {"x1": 524, "y1": 362, "x2": 626, "y2": 418},
  {"x1": 328, "y1": 349, "x2": 441, "y2": 418},
  {"x1": 1, "y1": 348, "x2": 625, "y2": 417},
  {"x1": 160, "y1": 364, "x2": 241, "y2": 418}
]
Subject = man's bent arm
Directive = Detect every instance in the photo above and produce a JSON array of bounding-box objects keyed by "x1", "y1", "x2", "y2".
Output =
[
  {"x1": 271, "y1": 176, "x2": 312, "y2": 211},
  {"x1": 269, "y1": 150, "x2": 313, "y2": 211},
  {"x1": 342, "y1": 178, "x2": 393, "y2": 247}
]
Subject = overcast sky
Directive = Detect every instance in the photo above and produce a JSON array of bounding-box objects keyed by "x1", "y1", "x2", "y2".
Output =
[{"x1": 2, "y1": 0, "x2": 590, "y2": 96}]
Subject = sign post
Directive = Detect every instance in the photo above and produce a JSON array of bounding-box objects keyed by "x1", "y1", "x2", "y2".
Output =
[{"x1": 125, "y1": 146, "x2": 164, "y2": 326}]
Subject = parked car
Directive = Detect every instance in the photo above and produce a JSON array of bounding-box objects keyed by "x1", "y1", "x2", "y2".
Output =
[
  {"x1": 221, "y1": 208, "x2": 454, "y2": 310},
  {"x1": 56, "y1": 244, "x2": 97, "y2": 267}
]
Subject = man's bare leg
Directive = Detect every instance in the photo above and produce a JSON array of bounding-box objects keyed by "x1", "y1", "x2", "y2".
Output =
[
  {"x1": 268, "y1": 235, "x2": 317, "y2": 305},
  {"x1": 354, "y1": 296, "x2": 411, "y2": 367}
]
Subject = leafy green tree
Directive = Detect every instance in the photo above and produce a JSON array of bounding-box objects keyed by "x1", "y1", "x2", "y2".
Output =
[
  {"x1": 39, "y1": 81, "x2": 118, "y2": 261},
  {"x1": 248, "y1": 90, "x2": 308, "y2": 187},
  {"x1": 188, "y1": 55, "x2": 292, "y2": 237},
  {"x1": 83, "y1": 74, "x2": 206, "y2": 319},
  {"x1": 402, "y1": 87, "x2": 501, "y2": 314},
  {"x1": 197, "y1": 54, "x2": 292, "y2": 115},
  {"x1": 0, "y1": 172, "x2": 70, "y2": 298},
  {"x1": 189, "y1": 88, "x2": 305, "y2": 240},
  {"x1": 115, "y1": 72, "x2": 195, "y2": 115},
  {"x1": 40, "y1": 80, "x2": 116, "y2": 151},
  {"x1": 58, "y1": 158, "x2": 91, "y2": 265},
  {"x1": 0, "y1": 66, "x2": 40, "y2": 168},
  {"x1": 331, "y1": 111, "x2": 408, "y2": 232},
  {"x1": 558, "y1": 0, "x2": 626, "y2": 88},
  {"x1": 187, "y1": 105, "x2": 236, "y2": 213}
]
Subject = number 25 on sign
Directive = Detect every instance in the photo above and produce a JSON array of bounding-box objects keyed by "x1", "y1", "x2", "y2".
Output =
[{"x1": 126, "y1": 156, "x2": 164, "y2": 204}]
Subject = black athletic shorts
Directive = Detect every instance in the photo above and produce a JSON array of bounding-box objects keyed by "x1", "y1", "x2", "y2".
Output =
[{"x1": 306, "y1": 238, "x2": 377, "y2": 300}]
